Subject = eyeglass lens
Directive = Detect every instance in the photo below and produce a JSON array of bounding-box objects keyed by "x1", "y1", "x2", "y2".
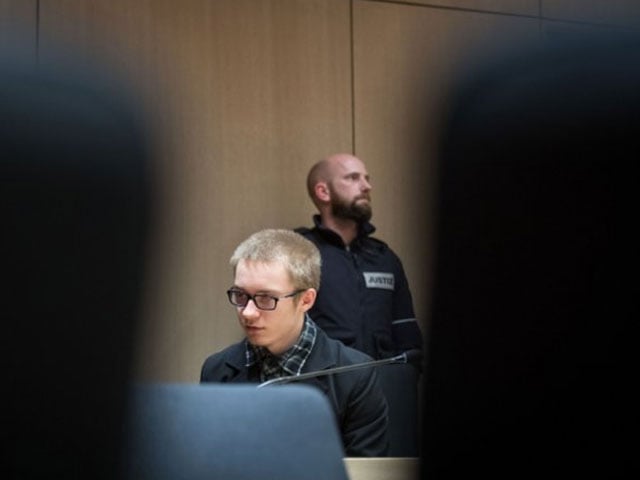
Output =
[{"x1": 228, "y1": 290, "x2": 277, "y2": 310}]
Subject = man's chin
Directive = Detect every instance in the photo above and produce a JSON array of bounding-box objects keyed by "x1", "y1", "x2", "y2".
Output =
[
  {"x1": 332, "y1": 203, "x2": 371, "y2": 223},
  {"x1": 354, "y1": 205, "x2": 372, "y2": 222}
]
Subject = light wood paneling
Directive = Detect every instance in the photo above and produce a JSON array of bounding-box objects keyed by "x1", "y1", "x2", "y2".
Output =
[
  {"x1": 35, "y1": 0, "x2": 625, "y2": 385},
  {"x1": 0, "y1": 0, "x2": 37, "y2": 58},
  {"x1": 542, "y1": 0, "x2": 640, "y2": 28},
  {"x1": 398, "y1": 0, "x2": 538, "y2": 17},
  {"x1": 353, "y1": 1, "x2": 540, "y2": 333},
  {"x1": 38, "y1": 0, "x2": 352, "y2": 382},
  {"x1": 344, "y1": 457, "x2": 420, "y2": 480}
]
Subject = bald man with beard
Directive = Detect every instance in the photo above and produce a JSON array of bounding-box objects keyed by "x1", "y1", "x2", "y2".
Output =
[{"x1": 296, "y1": 153, "x2": 423, "y2": 367}]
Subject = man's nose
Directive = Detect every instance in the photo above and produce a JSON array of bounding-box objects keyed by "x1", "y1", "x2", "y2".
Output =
[{"x1": 241, "y1": 298, "x2": 260, "y2": 318}]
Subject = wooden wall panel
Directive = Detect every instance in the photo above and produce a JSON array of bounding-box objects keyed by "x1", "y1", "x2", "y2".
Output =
[
  {"x1": 353, "y1": 1, "x2": 540, "y2": 335},
  {"x1": 395, "y1": 0, "x2": 538, "y2": 16},
  {"x1": 38, "y1": 0, "x2": 352, "y2": 382},
  {"x1": 0, "y1": 0, "x2": 37, "y2": 58},
  {"x1": 30, "y1": 0, "x2": 632, "y2": 385}
]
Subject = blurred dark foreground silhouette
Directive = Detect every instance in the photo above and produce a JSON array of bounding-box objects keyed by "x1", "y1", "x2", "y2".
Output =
[
  {"x1": 2, "y1": 51, "x2": 152, "y2": 478},
  {"x1": 423, "y1": 33, "x2": 638, "y2": 478}
]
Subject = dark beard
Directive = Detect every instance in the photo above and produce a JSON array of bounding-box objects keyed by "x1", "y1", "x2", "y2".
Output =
[{"x1": 331, "y1": 198, "x2": 372, "y2": 223}]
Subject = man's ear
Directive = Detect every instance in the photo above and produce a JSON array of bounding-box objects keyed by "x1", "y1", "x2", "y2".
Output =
[
  {"x1": 314, "y1": 182, "x2": 330, "y2": 203},
  {"x1": 299, "y1": 288, "x2": 317, "y2": 312}
]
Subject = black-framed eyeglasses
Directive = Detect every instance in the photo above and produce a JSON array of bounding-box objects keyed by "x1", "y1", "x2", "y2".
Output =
[{"x1": 226, "y1": 288, "x2": 305, "y2": 311}]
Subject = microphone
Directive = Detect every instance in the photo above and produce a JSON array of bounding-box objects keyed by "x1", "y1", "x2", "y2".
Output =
[{"x1": 257, "y1": 349, "x2": 421, "y2": 388}]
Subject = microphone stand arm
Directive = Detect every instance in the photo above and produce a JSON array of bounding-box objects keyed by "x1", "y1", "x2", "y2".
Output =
[{"x1": 257, "y1": 352, "x2": 408, "y2": 388}]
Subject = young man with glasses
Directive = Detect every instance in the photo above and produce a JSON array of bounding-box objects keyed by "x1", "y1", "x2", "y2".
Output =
[{"x1": 200, "y1": 229, "x2": 389, "y2": 457}]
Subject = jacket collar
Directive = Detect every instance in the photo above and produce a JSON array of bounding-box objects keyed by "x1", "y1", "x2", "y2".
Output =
[
  {"x1": 223, "y1": 340, "x2": 254, "y2": 382},
  {"x1": 303, "y1": 326, "x2": 338, "y2": 371},
  {"x1": 292, "y1": 327, "x2": 339, "y2": 396},
  {"x1": 311, "y1": 214, "x2": 376, "y2": 248},
  {"x1": 223, "y1": 327, "x2": 339, "y2": 382}
]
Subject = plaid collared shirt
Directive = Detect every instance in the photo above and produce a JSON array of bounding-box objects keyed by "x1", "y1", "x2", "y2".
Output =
[{"x1": 245, "y1": 314, "x2": 317, "y2": 383}]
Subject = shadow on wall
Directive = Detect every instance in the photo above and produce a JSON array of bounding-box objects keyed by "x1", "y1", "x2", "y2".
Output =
[
  {"x1": 3, "y1": 46, "x2": 153, "y2": 478},
  {"x1": 423, "y1": 33, "x2": 638, "y2": 478}
]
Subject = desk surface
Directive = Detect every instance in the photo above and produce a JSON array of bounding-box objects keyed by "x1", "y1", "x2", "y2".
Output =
[{"x1": 344, "y1": 457, "x2": 420, "y2": 480}]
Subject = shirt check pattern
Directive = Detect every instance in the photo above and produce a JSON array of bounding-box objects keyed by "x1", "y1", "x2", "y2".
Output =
[{"x1": 245, "y1": 314, "x2": 317, "y2": 382}]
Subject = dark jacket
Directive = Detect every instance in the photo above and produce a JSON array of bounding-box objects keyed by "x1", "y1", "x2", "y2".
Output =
[
  {"x1": 296, "y1": 216, "x2": 423, "y2": 362},
  {"x1": 200, "y1": 326, "x2": 389, "y2": 457}
]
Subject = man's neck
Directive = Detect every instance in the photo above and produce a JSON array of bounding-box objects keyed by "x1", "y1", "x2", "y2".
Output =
[
  {"x1": 265, "y1": 317, "x2": 306, "y2": 357},
  {"x1": 319, "y1": 214, "x2": 359, "y2": 246}
]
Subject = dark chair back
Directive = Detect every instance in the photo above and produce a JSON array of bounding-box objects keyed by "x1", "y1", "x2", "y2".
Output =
[{"x1": 124, "y1": 383, "x2": 350, "y2": 480}]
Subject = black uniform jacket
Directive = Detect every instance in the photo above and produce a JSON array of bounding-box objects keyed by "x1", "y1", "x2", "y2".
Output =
[
  {"x1": 296, "y1": 217, "x2": 423, "y2": 362},
  {"x1": 200, "y1": 327, "x2": 389, "y2": 457}
]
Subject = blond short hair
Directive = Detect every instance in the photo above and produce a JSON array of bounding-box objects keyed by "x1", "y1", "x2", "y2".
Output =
[{"x1": 230, "y1": 229, "x2": 321, "y2": 290}]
